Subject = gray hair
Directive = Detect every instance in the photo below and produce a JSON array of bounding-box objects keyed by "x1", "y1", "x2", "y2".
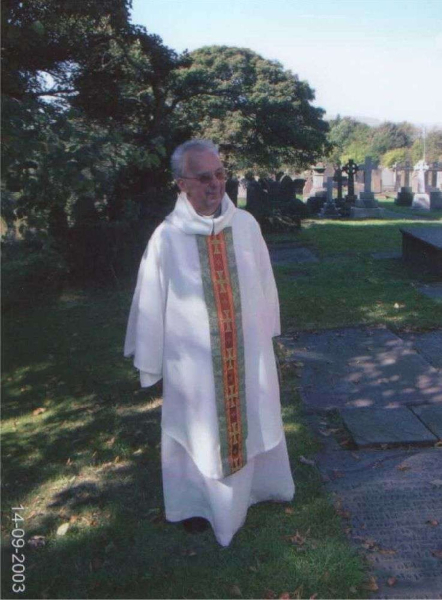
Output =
[{"x1": 171, "y1": 139, "x2": 219, "y2": 179}]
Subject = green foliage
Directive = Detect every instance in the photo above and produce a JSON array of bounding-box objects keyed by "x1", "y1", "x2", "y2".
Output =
[
  {"x1": 381, "y1": 148, "x2": 410, "y2": 168},
  {"x1": 370, "y1": 121, "x2": 415, "y2": 156},
  {"x1": 326, "y1": 118, "x2": 430, "y2": 167},
  {"x1": 1, "y1": 235, "x2": 67, "y2": 311},
  {"x1": 411, "y1": 129, "x2": 442, "y2": 164},
  {"x1": 175, "y1": 46, "x2": 331, "y2": 172},
  {"x1": 2, "y1": 2, "x2": 332, "y2": 289}
]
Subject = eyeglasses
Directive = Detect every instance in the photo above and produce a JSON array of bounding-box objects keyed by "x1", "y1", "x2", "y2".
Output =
[{"x1": 180, "y1": 168, "x2": 226, "y2": 185}]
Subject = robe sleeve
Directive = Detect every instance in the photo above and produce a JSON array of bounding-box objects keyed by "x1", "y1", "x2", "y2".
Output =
[
  {"x1": 124, "y1": 232, "x2": 165, "y2": 387},
  {"x1": 257, "y1": 228, "x2": 281, "y2": 338}
]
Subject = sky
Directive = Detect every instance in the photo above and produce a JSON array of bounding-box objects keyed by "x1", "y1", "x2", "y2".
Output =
[{"x1": 130, "y1": 0, "x2": 442, "y2": 127}]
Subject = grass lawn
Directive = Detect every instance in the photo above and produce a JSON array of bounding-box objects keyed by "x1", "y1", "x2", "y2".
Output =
[
  {"x1": 378, "y1": 195, "x2": 442, "y2": 220},
  {"x1": 269, "y1": 216, "x2": 442, "y2": 332},
  {"x1": 3, "y1": 207, "x2": 441, "y2": 599},
  {"x1": 1, "y1": 288, "x2": 366, "y2": 599}
]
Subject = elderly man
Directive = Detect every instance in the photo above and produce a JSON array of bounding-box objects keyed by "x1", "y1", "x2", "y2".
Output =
[{"x1": 124, "y1": 139, "x2": 294, "y2": 546}]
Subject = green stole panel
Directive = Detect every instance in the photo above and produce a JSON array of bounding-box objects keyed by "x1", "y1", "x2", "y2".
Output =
[{"x1": 196, "y1": 228, "x2": 247, "y2": 477}]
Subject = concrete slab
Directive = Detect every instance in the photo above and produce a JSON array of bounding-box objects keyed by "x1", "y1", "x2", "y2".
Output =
[
  {"x1": 341, "y1": 407, "x2": 437, "y2": 447},
  {"x1": 315, "y1": 448, "x2": 442, "y2": 599},
  {"x1": 269, "y1": 246, "x2": 318, "y2": 265},
  {"x1": 417, "y1": 283, "x2": 442, "y2": 303},
  {"x1": 412, "y1": 405, "x2": 442, "y2": 439},
  {"x1": 397, "y1": 329, "x2": 442, "y2": 370},
  {"x1": 288, "y1": 327, "x2": 442, "y2": 412}
]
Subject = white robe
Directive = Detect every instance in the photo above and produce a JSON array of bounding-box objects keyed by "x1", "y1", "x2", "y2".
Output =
[{"x1": 124, "y1": 192, "x2": 294, "y2": 545}]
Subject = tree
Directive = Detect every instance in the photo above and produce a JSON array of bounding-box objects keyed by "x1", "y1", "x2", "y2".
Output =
[
  {"x1": 411, "y1": 129, "x2": 442, "y2": 164},
  {"x1": 381, "y1": 148, "x2": 411, "y2": 168},
  {"x1": 327, "y1": 117, "x2": 372, "y2": 163},
  {"x1": 173, "y1": 46, "x2": 331, "y2": 172},
  {"x1": 370, "y1": 121, "x2": 416, "y2": 156}
]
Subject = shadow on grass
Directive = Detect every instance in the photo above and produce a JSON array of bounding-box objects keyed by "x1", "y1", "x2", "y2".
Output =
[{"x1": 1, "y1": 291, "x2": 366, "y2": 599}]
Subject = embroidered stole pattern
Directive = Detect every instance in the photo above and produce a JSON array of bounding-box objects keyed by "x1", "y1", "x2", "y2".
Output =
[{"x1": 197, "y1": 228, "x2": 247, "y2": 477}]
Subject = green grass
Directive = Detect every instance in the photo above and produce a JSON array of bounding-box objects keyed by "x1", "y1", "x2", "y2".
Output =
[
  {"x1": 268, "y1": 216, "x2": 442, "y2": 332},
  {"x1": 379, "y1": 195, "x2": 442, "y2": 219},
  {"x1": 1, "y1": 289, "x2": 367, "y2": 599},
  {"x1": 3, "y1": 207, "x2": 441, "y2": 598}
]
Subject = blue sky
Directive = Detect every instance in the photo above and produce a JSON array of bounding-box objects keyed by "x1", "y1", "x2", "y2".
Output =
[{"x1": 130, "y1": 0, "x2": 442, "y2": 126}]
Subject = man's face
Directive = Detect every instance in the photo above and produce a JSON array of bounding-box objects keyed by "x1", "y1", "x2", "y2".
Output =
[{"x1": 177, "y1": 150, "x2": 226, "y2": 216}]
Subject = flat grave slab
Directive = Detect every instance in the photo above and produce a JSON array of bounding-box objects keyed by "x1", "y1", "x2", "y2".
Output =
[
  {"x1": 417, "y1": 282, "x2": 442, "y2": 303},
  {"x1": 315, "y1": 448, "x2": 442, "y2": 599},
  {"x1": 289, "y1": 327, "x2": 442, "y2": 411},
  {"x1": 398, "y1": 329, "x2": 442, "y2": 369},
  {"x1": 411, "y1": 404, "x2": 442, "y2": 439},
  {"x1": 400, "y1": 226, "x2": 442, "y2": 277},
  {"x1": 268, "y1": 246, "x2": 318, "y2": 265},
  {"x1": 340, "y1": 406, "x2": 437, "y2": 447}
]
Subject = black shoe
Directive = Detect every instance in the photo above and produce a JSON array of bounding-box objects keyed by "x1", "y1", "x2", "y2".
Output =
[{"x1": 182, "y1": 517, "x2": 209, "y2": 533}]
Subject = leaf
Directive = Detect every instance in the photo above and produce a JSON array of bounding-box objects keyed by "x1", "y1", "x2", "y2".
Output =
[
  {"x1": 284, "y1": 507, "x2": 294, "y2": 515},
  {"x1": 336, "y1": 508, "x2": 351, "y2": 520},
  {"x1": 229, "y1": 585, "x2": 242, "y2": 597},
  {"x1": 362, "y1": 576, "x2": 379, "y2": 591},
  {"x1": 299, "y1": 455, "x2": 315, "y2": 466},
  {"x1": 33, "y1": 407, "x2": 46, "y2": 416},
  {"x1": 426, "y1": 519, "x2": 439, "y2": 527},
  {"x1": 387, "y1": 577, "x2": 397, "y2": 587},
  {"x1": 28, "y1": 535, "x2": 46, "y2": 548},
  {"x1": 378, "y1": 548, "x2": 397, "y2": 555},
  {"x1": 56, "y1": 522, "x2": 70, "y2": 536}
]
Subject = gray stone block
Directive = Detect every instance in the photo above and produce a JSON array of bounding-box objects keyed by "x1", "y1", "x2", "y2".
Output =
[
  {"x1": 341, "y1": 407, "x2": 437, "y2": 447},
  {"x1": 417, "y1": 283, "x2": 442, "y2": 303},
  {"x1": 412, "y1": 405, "x2": 442, "y2": 439}
]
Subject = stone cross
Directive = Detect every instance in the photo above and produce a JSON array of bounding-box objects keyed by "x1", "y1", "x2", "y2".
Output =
[
  {"x1": 326, "y1": 176, "x2": 334, "y2": 203},
  {"x1": 333, "y1": 164, "x2": 343, "y2": 200},
  {"x1": 414, "y1": 160, "x2": 429, "y2": 194},
  {"x1": 342, "y1": 159, "x2": 359, "y2": 201},
  {"x1": 403, "y1": 161, "x2": 413, "y2": 188},
  {"x1": 363, "y1": 156, "x2": 373, "y2": 194}
]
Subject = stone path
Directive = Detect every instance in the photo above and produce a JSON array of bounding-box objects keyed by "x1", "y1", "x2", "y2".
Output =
[{"x1": 278, "y1": 327, "x2": 442, "y2": 599}]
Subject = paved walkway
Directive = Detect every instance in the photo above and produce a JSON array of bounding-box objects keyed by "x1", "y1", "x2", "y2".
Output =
[{"x1": 278, "y1": 327, "x2": 442, "y2": 599}]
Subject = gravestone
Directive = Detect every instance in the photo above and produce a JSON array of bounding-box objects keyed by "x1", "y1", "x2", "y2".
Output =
[
  {"x1": 395, "y1": 161, "x2": 414, "y2": 206},
  {"x1": 302, "y1": 174, "x2": 313, "y2": 198},
  {"x1": 400, "y1": 226, "x2": 442, "y2": 276},
  {"x1": 412, "y1": 160, "x2": 430, "y2": 210},
  {"x1": 310, "y1": 164, "x2": 327, "y2": 197},
  {"x1": 351, "y1": 157, "x2": 384, "y2": 219},
  {"x1": 342, "y1": 159, "x2": 358, "y2": 203},
  {"x1": 293, "y1": 178, "x2": 306, "y2": 195},
  {"x1": 427, "y1": 162, "x2": 442, "y2": 210},
  {"x1": 225, "y1": 175, "x2": 239, "y2": 206},
  {"x1": 319, "y1": 177, "x2": 340, "y2": 218},
  {"x1": 245, "y1": 175, "x2": 270, "y2": 224}
]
